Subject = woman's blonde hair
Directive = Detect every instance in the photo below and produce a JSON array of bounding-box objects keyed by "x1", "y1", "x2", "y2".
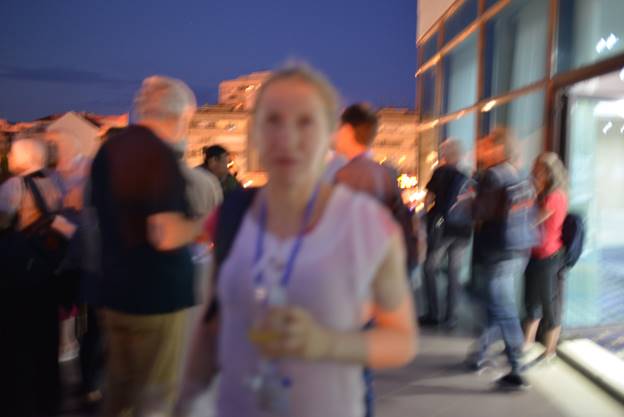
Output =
[
  {"x1": 534, "y1": 151, "x2": 568, "y2": 198},
  {"x1": 251, "y1": 64, "x2": 340, "y2": 132}
]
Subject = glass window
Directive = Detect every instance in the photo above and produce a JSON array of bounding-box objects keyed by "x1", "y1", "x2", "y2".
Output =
[
  {"x1": 562, "y1": 87, "x2": 624, "y2": 328},
  {"x1": 443, "y1": 33, "x2": 478, "y2": 114},
  {"x1": 442, "y1": 111, "x2": 477, "y2": 170},
  {"x1": 485, "y1": 0, "x2": 500, "y2": 11},
  {"x1": 443, "y1": 0, "x2": 478, "y2": 44},
  {"x1": 421, "y1": 32, "x2": 439, "y2": 64},
  {"x1": 484, "y1": 0, "x2": 549, "y2": 98},
  {"x1": 418, "y1": 127, "x2": 440, "y2": 189},
  {"x1": 481, "y1": 89, "x2": 545, "y2": 173},
  {"x1": 420, "y1": 69, "x2": 437, "y2": 119},
  {"x1": 557, "y1": 0, "x2": 624, "y2": 73}
]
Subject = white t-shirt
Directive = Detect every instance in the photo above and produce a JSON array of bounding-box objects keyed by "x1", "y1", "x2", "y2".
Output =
[{"x1": 216, "y1": 185, "x2": 399, "y2": 417}]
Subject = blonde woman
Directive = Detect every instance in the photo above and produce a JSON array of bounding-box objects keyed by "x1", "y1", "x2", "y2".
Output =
[
  {"x1": 181, "y1": 66, "x2": 418, "y2": 417},
  {"x1": 523, "y1": 152, "x2": 568, "y2": 361}
]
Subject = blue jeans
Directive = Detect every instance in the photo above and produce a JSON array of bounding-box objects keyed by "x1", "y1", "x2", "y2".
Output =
[
  {"x1": 474, "y1": 257, "x2": 527, "y2": 373},
  {"x1": 424, "y1": 237, "x2": 468, "y2": 321}
]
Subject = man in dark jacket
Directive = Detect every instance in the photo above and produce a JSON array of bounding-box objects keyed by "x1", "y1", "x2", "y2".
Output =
[
  {"x1": 422, "y1": 138, "x2": 470, "y2": 328},
  {"x1": 468, "y1": 127, "x2": 531, "y2": 390},
  {"x1": 199, "y1": 144, "x2": 241, "y2": 194}
]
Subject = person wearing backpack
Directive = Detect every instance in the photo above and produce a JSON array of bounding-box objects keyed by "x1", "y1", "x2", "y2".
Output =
[
  {"x1": 0, "y1": 137, "x2": 66, "y2": 417},
  {"x1": 522, "y1": 152, "x2": 568, "y2": 363},
  {"x1": 467, "y1": 127, "x2": 536, "y2": 390},
  {"x1": 178, "y1": 66, "x2": 418, "y2": 417},
  {"x1": 422, "y1": 138, "x2": 470, "y2": 328}
]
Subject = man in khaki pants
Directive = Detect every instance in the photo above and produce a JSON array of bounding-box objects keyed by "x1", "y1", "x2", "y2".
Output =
[{"x1": 89, "y1": 76, "x2": 207, "y2": 416}]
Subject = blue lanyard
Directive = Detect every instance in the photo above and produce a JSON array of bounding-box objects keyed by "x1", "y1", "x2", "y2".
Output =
[{"x1": 253, "y1": 183, "x2": 322, "y2": 289}]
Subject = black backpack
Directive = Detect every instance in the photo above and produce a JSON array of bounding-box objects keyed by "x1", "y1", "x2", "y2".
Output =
[
  {"x1": 561, "y1": 213, "x2": 585, "y2": 268},
  {"x1": 0, "y1": 174, "x2": 70, "y2": 292},
  {"x1": 204, "y1": 187, "x2": 258, "y2": 322}
]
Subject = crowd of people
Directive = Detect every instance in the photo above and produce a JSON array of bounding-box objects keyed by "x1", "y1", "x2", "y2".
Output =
[
  {"x1": 422, "y1": 129, "x2": 575, "y2": 389},
  {"x1": 0, "y1": 63, "x2": 580, "y2": 417}
]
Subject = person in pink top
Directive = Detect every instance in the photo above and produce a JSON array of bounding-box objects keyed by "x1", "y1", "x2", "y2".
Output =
[{"x1": 523, "y1": 152, "x2": 568, "y2": 362}]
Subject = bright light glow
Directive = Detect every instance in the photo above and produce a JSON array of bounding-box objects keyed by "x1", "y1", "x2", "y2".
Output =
[
  {"x1": 398, "y1": 155, "x2": 407, "y2": 165},
  {"x1": 408, "y1": 190, "x2": 427, "y2": 203},
  {"x1": 397, "y1": 174, "x2": 418, "y2": 189},
  {"x1": 596, "y1": 33, "x2": 620, "y2": 53},
  {"x1": 227, "y1": 161, "x2": 234, "y2": 168},
  {"x1": 593, "y1": 99, "x2": 624, "y2": 119},
  {"x1": 619, "y1": 67, "x2": 624, "y2": 81},
  {"x1": 431, "y1": 160, "x2": 439, "y2": 169},
  {"x1": 606, "y1": 33, "x2": 619, "y2": 49},
  {"x1": 426, "y1": 151, "x2": 438, "y2": 163},
  {"x1": 620, "y1": 124, "x2": 624, "y2": 134},
  {"x1": 482, "y1": 100, "x2": 497, "y2": 112},
  {"x1": 243, "y1": 180, "x2": 253, "y2": 188},
  {"x1": 603, "y1": 121, "x2": 613, "y2": 134}
]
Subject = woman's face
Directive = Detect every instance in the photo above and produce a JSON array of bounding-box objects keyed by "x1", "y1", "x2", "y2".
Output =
[{"x1": 252, "y1": 79, "x2": 332, "y2": 187}]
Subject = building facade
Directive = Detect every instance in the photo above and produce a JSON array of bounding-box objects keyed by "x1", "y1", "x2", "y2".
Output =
[
  {"x1": 186, "y1": 104, "x2": 255, "y2": 177},
  {"x1": 417, "y1": 0, "x2": 624, "y2": 358},
  {"x1": 218, "y1": 71, "x2": 272, "y2": 111},
  {"x1": 372, "y1": 108, "x2": 418, "y2": 176}
]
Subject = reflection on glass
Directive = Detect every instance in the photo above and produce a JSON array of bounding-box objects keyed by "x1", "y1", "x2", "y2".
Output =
[
  {"x1": 484, "y1": 0, "x2": 548, "y2": 97},
  {"x1": 418, "y1": 127, "x2": 439, "y2": 189},
  {"x1": 443, "y1": 0, "x2": 478, "y2": 44},
  {"x1": 420, "y1": 69, "x2": 437, "y2": 119},
  {"x1": 421, "y1": 32, "x2": 438, "y2": 64},
  {"x1": 442, "y1": 111, "x2": 477, "y2": 171},
  {"x1": 443, "y1": 33, "x2": 477, "y2": 114},
  {"x1": 563, "y1": 93, "x2": 624, "y2": 328},
  {"x1": 557, "y1": 0, "x2": 624, "y2": 73},
  {"x1": 481, "y1": 90, "x2": 545, "y2": 174},
  {"x1": 485, "y1": 0, "x2": 499, "y2": 11}
]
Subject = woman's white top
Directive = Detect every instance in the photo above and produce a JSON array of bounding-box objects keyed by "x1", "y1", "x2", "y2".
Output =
[{"x1": 217, "y1": 185, "x2": 400, "y2": 417}]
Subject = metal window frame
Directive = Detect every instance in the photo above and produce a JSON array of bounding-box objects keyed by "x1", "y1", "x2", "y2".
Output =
[
  {"x1": 414, "y1": 0, "x2": 624, "y2": 194},
  {"x1": 416, "y1": 0, "x2": 624, "y2": 152}
]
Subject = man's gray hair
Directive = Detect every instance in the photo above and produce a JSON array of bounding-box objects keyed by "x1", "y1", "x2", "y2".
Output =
[
  {"x1": 440, "y1": 138, "x2": 463, "y2": 165},
  {"x1": 133, "y1": 75, "x2": 197, "y2": 120}
]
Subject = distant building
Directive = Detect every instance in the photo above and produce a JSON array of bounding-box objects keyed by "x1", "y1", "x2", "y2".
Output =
[
  {"x1": 187, "y1": 104, "x2": 256, "y2": 177},
  {"x1": 47, "y1": 111, "x2": 100, "y2": 157},
  {"x1": 372, "y1": 108, "x2": 418, "y2": 175},
  {"x1": 218, "y1": 71, "x2": 272, "y2": 110}
]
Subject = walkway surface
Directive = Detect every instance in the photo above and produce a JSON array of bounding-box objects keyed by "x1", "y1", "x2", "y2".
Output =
[
  {"x1": 59, "y1": 325, "x2": 624, "y2": 416},
  {"x1": 375, "y1": 328, "x2": 624, "y2": 417}
]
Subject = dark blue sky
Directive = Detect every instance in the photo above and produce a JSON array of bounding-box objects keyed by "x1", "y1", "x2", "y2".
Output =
[{"x1": 0, "y1": 0, "x2": 416, "y2": 122}]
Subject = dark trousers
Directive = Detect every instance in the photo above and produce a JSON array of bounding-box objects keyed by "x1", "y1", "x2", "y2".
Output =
[
  {"x1": 524, "y1": 252, "x2": 564, "y2": 329},
  {"x1": 79, "y1": 305, "x2": 104, "y2": 395},
  {"x1": 2, "y1": 294, "x2": 61, "y2": 417},
  {"x1": 423, "y1": 237, "x2": 468, "y2": 321},
  {"x1": 474, "y1": 257, "x2": 527, "y2": 374}
]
